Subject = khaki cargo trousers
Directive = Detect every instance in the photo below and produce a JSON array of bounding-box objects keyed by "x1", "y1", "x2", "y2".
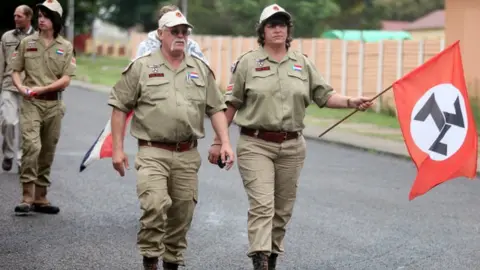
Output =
[
  {"x1": 236, "y1": 134, "x2": 306, "y2": 257},
  {"x1": 134, "y1": 144, "x2": 201, "y2": 266},
  {"x1": 19, "y1": 98, "x2": 65, "y2": 186}
]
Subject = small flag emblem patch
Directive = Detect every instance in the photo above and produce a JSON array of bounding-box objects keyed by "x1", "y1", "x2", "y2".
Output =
[
  {"x1": 188, "y1": 72, "x2": 199, "y2": 79},
  {"x1": 293, "y1": 64, "x2": 302, "y2": 71}
]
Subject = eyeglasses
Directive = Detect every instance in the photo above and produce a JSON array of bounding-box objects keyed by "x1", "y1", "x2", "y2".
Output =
[{"x1": 168, "y1": 28, "x2": 190, "y2": 36}]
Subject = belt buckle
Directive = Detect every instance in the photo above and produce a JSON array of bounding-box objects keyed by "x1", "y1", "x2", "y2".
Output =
[
  {"x1": 281, "y1": 131, "x2": 288, "y2": 140},
  {"x1": 175, "y1": 142, "x2": 182, "y2": 151}
]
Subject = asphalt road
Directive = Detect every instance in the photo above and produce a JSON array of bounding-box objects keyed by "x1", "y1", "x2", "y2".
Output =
[{"x1": 1, "y1": 86, "x2": 480, "y2": 270}]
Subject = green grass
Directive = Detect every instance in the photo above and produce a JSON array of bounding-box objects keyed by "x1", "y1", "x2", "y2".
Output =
[
  {"x1": 306, "y1": 105, "x2": 401, "y2": 129},
  {"x1": 73, "y1": 54, "x2": 480, "y2": 136},
  {"x1": 75, "y1": 54, "x2": 130, "y2": 87}
]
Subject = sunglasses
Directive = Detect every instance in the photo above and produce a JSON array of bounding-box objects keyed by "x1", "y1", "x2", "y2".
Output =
[{"x1": 168, "y1": 27, "x2": 190, "y2": 36}]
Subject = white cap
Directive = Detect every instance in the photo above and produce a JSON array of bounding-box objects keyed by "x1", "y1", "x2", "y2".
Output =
[
  {"x1": 259, "y1": 4, "x2": 291, "y2": 24},
  {"x1": 37, "y1": 0, "x2": 63, "y2": 17},
  {"x1": 158, "y1": 10, "x2": 193, "y2": 29}
]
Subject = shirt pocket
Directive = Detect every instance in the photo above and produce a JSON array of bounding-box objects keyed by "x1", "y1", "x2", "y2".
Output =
[
  {"x1": 5, "y1": 43, "x2": 19, "y2": 65},
  {"x1": 48, "y1": 53, "x2": 67, "y2": 77},
  {"x1": 186, "y1": 77, "x2": 206, "y2": 102},
  {"x1": 247, "y1": 69, "x2": 277, "y2": 96},
  {"x1": 24, "y1": 52, "x2": 42, "y2": 74},
  {"x1": 287, "y1": 70, "x2": 310, "y2": 106},
  {"x1": 141, "y1": 79, "x2": 170, "y2": 105}
]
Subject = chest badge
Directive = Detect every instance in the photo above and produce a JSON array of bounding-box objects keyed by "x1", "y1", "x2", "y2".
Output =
[
  {"x1": 188, "y1": 72, "x2": 199, "y2": 79},
  {"x1": 56, "y1": 49, "x2": 64, "y2": 56},
  {"x1": 255, "y1": 66, "x2": 270, "y2": 71},
  {"x1": 26, "y1": 41, "x2": 37, "y2": 52},
  {"x1": 148, "y1": 66, "x2": 164, "y2": 78},
  {"x1": 292, "y1": 64, "x2": 302, "y2": 71},
  {"x1": 256, "y1": 58, "x2": 265, "y2": 67}
]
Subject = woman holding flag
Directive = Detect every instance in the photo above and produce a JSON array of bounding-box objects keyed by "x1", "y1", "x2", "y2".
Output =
[
  {"x1": 208, "y1": 4, "x2": 374, "y2": 270},
  {"x1": 10, "y1": 0, "x2": 76, "y2": 215}
]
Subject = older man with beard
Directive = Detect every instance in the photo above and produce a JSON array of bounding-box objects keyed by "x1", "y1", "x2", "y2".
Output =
[{"x1": 108, "y1": 10, "x2": 234, "y2": 270}]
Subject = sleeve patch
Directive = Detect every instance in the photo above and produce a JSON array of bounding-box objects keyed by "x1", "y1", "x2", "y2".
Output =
[
  {"x1": 226, "y1": 83, "x2": 233, "y2": 95},
  {"x1": 231, "y1": 61, "x2": 239, "y2": 73}
]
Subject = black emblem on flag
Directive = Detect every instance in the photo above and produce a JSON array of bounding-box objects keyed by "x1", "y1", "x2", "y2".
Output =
[{"x1": 413, "y1": 93, "x2": 465, "y2": 156}]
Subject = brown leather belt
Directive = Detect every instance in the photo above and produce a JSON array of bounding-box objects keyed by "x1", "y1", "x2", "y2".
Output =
[
  {"x1": 34, "y1": 91, "x2": 62, "y2": 101},
  {"x1": 240, "y1": 127, "x2": 299, "y2": 143},
  {"x1": 138, "y1": 139, "x2": 197, "y2": 152}
]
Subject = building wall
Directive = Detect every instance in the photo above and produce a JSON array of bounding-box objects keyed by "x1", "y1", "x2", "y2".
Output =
[
  {"x1": 409, "y1": 28, "x2": 444, "y2": 40},
  {"x1": 446, "y1": 0, "x2": 480, "y2": 99}
]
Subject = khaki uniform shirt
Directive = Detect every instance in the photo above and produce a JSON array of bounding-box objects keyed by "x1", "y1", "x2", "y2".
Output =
[
  {"x1": 108, "y1": 50, "x2": 227, "y2": 143},
  {"x1": 225, "y1": 47, "x2": 335, "y2": 132},
  {"x1": 10, "y1": 32, "x2": 76, "y2": 89},
  {"x1": 0, "y1": 27, "x2": 35, "y2": 92}
]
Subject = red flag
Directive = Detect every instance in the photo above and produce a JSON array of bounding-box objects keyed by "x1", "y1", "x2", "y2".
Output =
[
  {"x1": 79, "y1": 110, "x2": 134, "y2": 172},
  {"x1": 392, "y1": 40, "x2": 478, "y2": 200}
]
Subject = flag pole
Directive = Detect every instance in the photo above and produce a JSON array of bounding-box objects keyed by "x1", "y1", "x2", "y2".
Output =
[{"x1": 317, "y1": 84, "x2": 393, "y2": 138}]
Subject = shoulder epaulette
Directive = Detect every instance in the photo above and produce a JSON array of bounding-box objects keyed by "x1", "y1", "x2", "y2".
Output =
[
  {"x1": 191, "y1": 51, "x2": 209, "y2": 66},
  {"x1": 122, "y1": 51, "x2": 151, "y2": 74},
  {"x1": 230, "y1": 49, "x2": 254, "y2": 74},
  {"x1": 191, "y1": 53, "x2": 216, "y2": 80}
]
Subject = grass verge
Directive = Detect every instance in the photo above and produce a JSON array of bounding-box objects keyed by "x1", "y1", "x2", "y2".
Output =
[
  {"x1": 306, "y1": 105, "x2": 400, "y2": 129},
  {"x1": 75, "y1": 54, "x2": 130, "y2": 87}
]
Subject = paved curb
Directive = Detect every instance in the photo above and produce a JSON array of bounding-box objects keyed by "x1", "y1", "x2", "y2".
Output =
[
  {"x1": 71, "y1": 80, "x2": 480, "y2": 175},
  {"x1": 302, "y1": 133, "x2": 411, "y2": 161}
]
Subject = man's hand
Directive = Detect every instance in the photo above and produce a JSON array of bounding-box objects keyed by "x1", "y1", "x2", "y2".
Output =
[
  {"x1": 18, "y1": 86, "x2": 34, "y2": 99},
  {"x1": 112, "y1": 149, "x2": 129, "y2": 176},
  {"x1": 219, "y1": 142, "x2": 235, "y2": 170},
  {"x1": 208, "y1": 143, "x2": 221, "y2": 165},
  {"x1": 349, "y1": 97, "x2": 374, "y2": 111},
  {"x1": 30, "y1": 86, "x2": 45, "y2": 96}
]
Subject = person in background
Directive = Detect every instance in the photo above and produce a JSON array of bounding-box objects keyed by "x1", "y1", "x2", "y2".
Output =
[
  {"x1": 135, "y1": 4, "x2": 208, "y2": 64},
  {"x1": 0, "y1": 5, "x2": 35, "y2": 173}
]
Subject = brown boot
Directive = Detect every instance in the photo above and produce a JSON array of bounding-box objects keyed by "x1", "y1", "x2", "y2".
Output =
[
  {"x1": 162, "y1": 261, "x2": 179, "y2": 270},
  {"x1": 14, "y1": 182, "x2": 35, "y2": 215},
  {"x1": 143, "y1": 257, "x2": 158, "y2": 270},
  {"x1": 268, "y1": 253, "x2": 278, "y2": 270},
  {"x1": 251, "y1": 252, "x2": 269, "y2": 270},
  {"x1": 32, "y1": 185, "x2": 60, "y2": 214}
]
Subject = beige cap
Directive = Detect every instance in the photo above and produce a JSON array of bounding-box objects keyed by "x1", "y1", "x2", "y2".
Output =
[
  {"x1": 259, "y1": 4, "x2": 291, "y2": 24},
  {"x1": 37, "y1": 0, "x2": 63, "y2": 17},
  {"x1": 158, "y1": 10, "x2": 193, "y2": 29}
]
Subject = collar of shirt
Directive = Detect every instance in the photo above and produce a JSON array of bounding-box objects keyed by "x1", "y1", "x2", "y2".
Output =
[
  {"x1": 258, "y1": 46, "x2": 297, "y2": 63},
  {"x1": 13, "y1": 26, "x2": 34, "y2": 36}
]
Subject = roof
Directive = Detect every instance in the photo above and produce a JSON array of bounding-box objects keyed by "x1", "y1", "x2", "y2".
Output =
[
  {"x1": 320, "y1": 30, "x2": 412, "y2": 42},
  {"x1": 403, "y1": 10, "x2": 445, "y2": 30},
  {"x1": 381, "y1": 20, "x2": 410, "y2": 31}
]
